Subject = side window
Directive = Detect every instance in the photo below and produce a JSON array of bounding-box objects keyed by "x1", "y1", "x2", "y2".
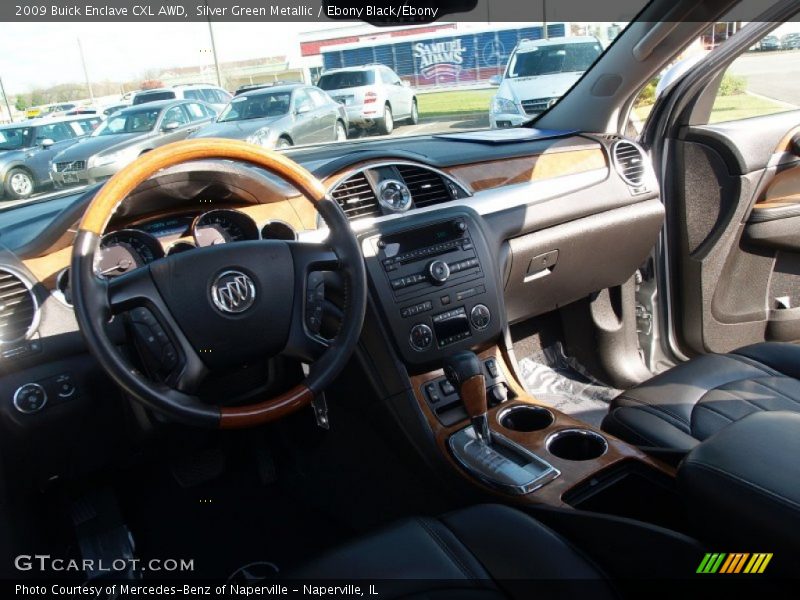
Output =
[
  {"x1": 293, "y1": 89, "x2": 312, "y2": 112},
  {"x1": 183, "y1": 90, "x2": 202, "y2": 101},
  {"x1": 708, "y1": 33, "x2": 793, "y2": 124},
  {"x1": 36, "y1": 122, "x2": 73, "y2": 142},
  {"x1": 163, "y1": 105, "x2": 189, "y2": 127},
  {"x1": 308, "y1": 88, "x2": 330, "y2": 107},
  {"x1": 381, "y1": 69, "x2": 400, "y2": 85},
  {"x1": 185, "y1": 102, "x2": 209, "y2": 120},
  {"x1": 215, "y1": 89, "x2": 232, "y2": 103},
  {"x1": 74, "y1": 118, "x2": 101, "y2": 135}
]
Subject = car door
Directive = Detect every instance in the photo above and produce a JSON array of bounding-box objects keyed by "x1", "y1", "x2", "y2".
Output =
[
  {"x1": 26, "y1": 121, "x2": 76, "y2": 184},
  {"x1": 156, "y1": 105, "x2": 192, "y2": 146},
  {"x1": 307, "y1": 88, "x2": 336, "y2": 141},
  {"x1": 289, "y1": 89, "x2": 317, "y2": 145},
  {"x1": 182, "y1": 102, "x2": 214, "y2": 134},
  {"x1": 662, "y1": 36, "x2": 800, "y2": 355},
  {"x1": 382, "y1": 68, "x2": 410, "y2": 118}
]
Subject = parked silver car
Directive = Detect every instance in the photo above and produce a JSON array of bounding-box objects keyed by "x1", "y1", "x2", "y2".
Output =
[
  {"x1": 317, "y1": 65, "x2": 418, "y2": 135},
  {"x1": 0, "y1": 115, "x2": 102, "y2": 199},
  {"x1": 51, "y1": 99, "x2": 216, "y2": 188},
  {"x1": 190, "y1": 84, "x2": 348, "y2": 149},
  {"x1": 132, "y1": 84, "x2": 232, "y2": 112}
]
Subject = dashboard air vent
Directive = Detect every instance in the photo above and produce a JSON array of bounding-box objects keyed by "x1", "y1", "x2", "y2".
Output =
[
  {"x1": 396, "y1": 165, "x2": 452, "y2": 208},
  {"x1": 330, "y1": 172, "x2": 381, "y2": 220},
  {"x1": 0, "y1": 269, "x2": 37, "y2": 344},
  {"x1": 612, "y1": 140, "x2": 647, "y2": 187}
]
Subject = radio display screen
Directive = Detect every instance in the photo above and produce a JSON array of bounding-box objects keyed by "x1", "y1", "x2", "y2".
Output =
[{"x1": 381, "y1": 220, "x2": 463, "y2": 258}]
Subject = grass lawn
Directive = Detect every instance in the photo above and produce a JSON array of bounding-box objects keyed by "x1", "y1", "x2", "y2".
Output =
[
  {"x1": 634, "y1": 92, "x2": 790, "y2": 125},
  {"x1": 417, "y1": 88, "x2": 495, "y2": 119}
]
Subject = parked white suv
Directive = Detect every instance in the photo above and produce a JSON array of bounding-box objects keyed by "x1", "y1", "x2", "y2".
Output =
[
  {"x1": 489, "y1": 36, "x2": 603, "y2": 128},
  {"x1": 132, "y1": 84, "x2": 232, "y2": 112},
  {"x1": 317, "y1": 65, "x2": 418, "y2": 135}
]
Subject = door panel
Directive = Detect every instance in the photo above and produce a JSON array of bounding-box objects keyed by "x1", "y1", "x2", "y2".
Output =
[{"x1": 669, "y1": 111, "x2": 800, "y2": 354}]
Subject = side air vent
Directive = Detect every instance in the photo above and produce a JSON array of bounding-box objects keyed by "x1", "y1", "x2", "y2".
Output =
[
  {"x1": 396, "y1": 165, "x2": 453, "y2": 208},
  {"x1": 612, "y1": 140, "x2": 647, "y2": 187},
  {"x1": 0, "y1": 269, "x2": 38, "y2": 344},
  {"x1": 330, "y1": 172, "x2": 381, "y2": 220}
]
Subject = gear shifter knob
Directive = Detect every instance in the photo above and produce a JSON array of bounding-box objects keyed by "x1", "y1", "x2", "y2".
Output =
[{"x1": 444, "y1": 351, "x2": 490, "y2": 444}]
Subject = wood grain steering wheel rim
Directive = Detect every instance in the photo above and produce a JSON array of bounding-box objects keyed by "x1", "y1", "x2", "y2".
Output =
[{"x1": 71, "y1": 138, "x2": 367, "y2": 429}]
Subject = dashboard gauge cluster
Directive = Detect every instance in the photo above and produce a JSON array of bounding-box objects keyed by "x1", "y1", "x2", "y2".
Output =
[
  {"x1": 88, "y1": 209, "x2": 296, "y2": 282},
  {"x1": 96, "y1": 229, "x2": 165, "y2": 278},
  {"x1": 192, "y1": 209, "x2": 260, "y2": 247}
]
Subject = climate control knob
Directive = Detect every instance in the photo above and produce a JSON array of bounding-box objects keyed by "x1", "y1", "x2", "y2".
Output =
[
  {"x1": 427, "y1": 260, "x2": 450, "y2": 285},
  {"x1": 13, "y1": 383, "x2": 47, "y2": 414},
  {"x1": 409, "y1": 323, "x2": 433, "y2": 352},
  {"x1": 470, "y1": 304, "x2": 491, "y2": 330}
]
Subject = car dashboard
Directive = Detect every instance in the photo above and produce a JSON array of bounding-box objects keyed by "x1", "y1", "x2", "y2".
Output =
[{"x1": 0, "y1": 131, "x2": 664, "y2": 492}]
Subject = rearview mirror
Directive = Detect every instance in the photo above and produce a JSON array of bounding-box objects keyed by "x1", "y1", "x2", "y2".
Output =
[
  {"x1": 295, "y1": 102, "x2": 312, "y2": 115},
  {"x1": 40, "y1": 138, "x2": 55, "y2": 149},
  {"x1": 162, "y1": 121, "x2": 180, "y2": 132},
  {"x1": 489, "y1": 75, "x2": 503, "y2": 87}
]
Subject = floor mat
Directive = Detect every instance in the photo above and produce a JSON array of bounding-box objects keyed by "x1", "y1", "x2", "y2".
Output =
[{"x1": 518, "y1": 342, "x2": 621, "y2": 428}]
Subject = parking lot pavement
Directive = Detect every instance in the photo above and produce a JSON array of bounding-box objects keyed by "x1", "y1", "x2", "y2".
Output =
[{"x1": 729, "y1": 50, "x2": 800, "y2": 107}]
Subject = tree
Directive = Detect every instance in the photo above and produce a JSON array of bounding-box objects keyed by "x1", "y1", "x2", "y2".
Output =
[{"x1": 14, "y1": 95, "x2": 27, "y2": 111}]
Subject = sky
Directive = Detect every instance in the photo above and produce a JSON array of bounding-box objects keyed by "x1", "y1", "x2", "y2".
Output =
[
  {"x1": 2, "y1": 19, "x2": 800, "y2": 97},
  {"x1": 0, "y1": 22, "x2": 338, "y2": 95}
]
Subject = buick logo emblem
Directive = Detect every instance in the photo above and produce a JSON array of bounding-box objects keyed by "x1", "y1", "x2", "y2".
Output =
[{"x1": 211, "y1": 271, "x2": 256, "y2": 314}]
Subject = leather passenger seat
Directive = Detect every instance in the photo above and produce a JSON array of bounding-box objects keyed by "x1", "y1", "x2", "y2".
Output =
[
  {"x1": 602, "y1": 342, "x2": 800, "y2": 454},
  {"x1": 289, "y1": 504, "x2": 615, "y2": 598}
]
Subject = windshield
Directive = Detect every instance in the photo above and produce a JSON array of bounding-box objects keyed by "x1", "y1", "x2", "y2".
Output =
[
  {"x1": 133, "y1": 91, "x2": 175, "y2": 104},
  {"x1": 507, "y1": 42, "x2": 604, "y2": 78},
  {"x1": 318, "y1": 71, "x2": 375, "y2": 90},
  {"x1": 94, "y1": 108, "x2": 161, "y2": 135},
  {"x1": 218, "y1": 92, "x2": 292, "y2": 122},
  {"x1": 0, "y1": 19, "x2": 638, "y2": 205},
  {"x1": 0, "y1": 127, "x2": 32, "y2": 151}
]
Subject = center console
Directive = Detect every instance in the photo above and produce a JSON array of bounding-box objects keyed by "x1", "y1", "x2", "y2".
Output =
[
  {"x1": 361, "y1": 209, "x2": 504, "y2": 366},
  {"x1": 359, "y1": 208, "x2": 673, "y2": 512}
]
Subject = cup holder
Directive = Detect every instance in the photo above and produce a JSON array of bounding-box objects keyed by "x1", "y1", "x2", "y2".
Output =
[
  {"x1": 546, "y1": 429, "x2": 608, "y2": 461},
  {"x1": 498, "y1": 405, "x2": 554, "y2": 432}
]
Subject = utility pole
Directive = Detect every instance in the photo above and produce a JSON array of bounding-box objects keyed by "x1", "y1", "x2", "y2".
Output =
[
  {"x1": 205, "y1": 1, "x2": 223, "y2": 87},
  {"x1": 77, "y1": 38, "x2": 95, "y2": 104},
  {"x1": 542, "y1": 0, "x2": 548, "y2": 40},
  {"x1": 0, "y1": 77, "x2": 13, "y2": 123}
]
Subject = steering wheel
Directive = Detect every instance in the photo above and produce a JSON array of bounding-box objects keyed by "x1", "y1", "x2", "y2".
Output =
[{"x1": 71, "y1": 139, "x2": 367, "y2": 429}]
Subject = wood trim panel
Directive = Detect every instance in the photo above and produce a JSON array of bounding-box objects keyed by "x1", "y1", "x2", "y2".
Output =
[
  {"x1": 445, "y1": 147, "x2": 607, "y2": 192},
  {"x1": 410, "y1": 345, "x2": 673, "y2": 508}
]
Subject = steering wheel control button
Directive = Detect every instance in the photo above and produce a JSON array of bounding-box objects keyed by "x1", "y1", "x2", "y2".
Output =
[
  {"x1": 129, "y1": 308, "x2": 179, "y2": 373},
  {"x1": 409, "y1": 323, "x2": 433, "y2": 352},
  {"x1": 305, "y1": 272, "x2": 326, "y2": 335},
  {"x1": 13, "y1": 383, "x2": 47, "y2": 414},
  {"x1": 470, "y1": 304, "x2": 491, "y2": 330},
  {"x1": 427, "y1": 260, "x2": 450, "y2": 284},
  {"x1": 210, "y1": 270, "x2": 257, "y2": 314}
]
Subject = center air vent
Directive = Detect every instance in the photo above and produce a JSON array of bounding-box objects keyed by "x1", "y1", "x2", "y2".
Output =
[
  {"x1": 330, "y1": 172, "x2": 381, "y2": 220},
  {"x1": 0, "y1": 269, "x2": 38, "y2": 344},
  {"x1": 396, "y1": 165, "x2": 454, "y2": 208},
  {"x1": 612, "y1": 140, "x2": 647, "y2": 187}
]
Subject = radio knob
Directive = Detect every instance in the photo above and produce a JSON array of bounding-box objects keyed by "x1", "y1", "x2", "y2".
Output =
[
  {"x1": 453, "y1": 220, "x2": 467, "y2": 234},
  {"x1": 409, "y1": 323, "x2": 433, "y2": 351},
  {"x1": 427, "y1": 260, "x2": 450, "y2": 285},
  {"x1": 470, "y1": 304, "x2": 491, "y2": 330}
]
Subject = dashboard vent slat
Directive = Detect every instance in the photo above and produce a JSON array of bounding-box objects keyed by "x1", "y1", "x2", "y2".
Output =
[
  {"x1": 396, "y1": 165, "x2": 453, "y2": 208},
  {"x1": 0, "y1": 269, "x2": 37, "y2": 344},
  {"x1": 612, "y1": 140, "x2": 647, "y2": 188},
  {"x1": 330, "y1": 172, "x2": 381, "y2": 220}
]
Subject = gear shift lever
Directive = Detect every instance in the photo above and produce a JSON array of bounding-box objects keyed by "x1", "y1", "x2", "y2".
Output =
[{"x1": 444, "y1": 351, "x2": 490, "y2": 445}]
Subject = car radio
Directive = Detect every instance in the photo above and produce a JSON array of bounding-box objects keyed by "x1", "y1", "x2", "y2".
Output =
[{"x1": 362, "y1": 209, "x2": 503, "y2": 365}]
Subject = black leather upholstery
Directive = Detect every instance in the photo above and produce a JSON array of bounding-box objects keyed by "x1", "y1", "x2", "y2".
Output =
[
  {"x1": 678, "y1": 411, "x2": 800, "y2": 554},
  {"x1": 602, "y1": 343, "x2": 800, "y2": 454},
  {"x1": 288, "y1": 504, "x2": 615, "y2": 599}
]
